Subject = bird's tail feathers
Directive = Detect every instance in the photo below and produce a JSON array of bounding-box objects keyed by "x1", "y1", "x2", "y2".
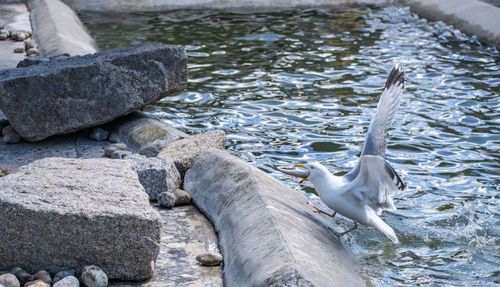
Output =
[{"x1": 371, "y1": 216, "x2": 400, "y2": 244}]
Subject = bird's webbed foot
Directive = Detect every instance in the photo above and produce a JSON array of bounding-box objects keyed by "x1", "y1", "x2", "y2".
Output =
[
  {"x1": 328, "y1": 222, "x2": 358, "y2": 237},
  {"x1": 307, "y1": 201, "x2": 336, "y2": 218}
]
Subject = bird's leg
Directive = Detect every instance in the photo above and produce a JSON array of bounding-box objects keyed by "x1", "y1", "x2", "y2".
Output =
[
  {"x1": 328, "y1": 222, "x2": 358, "y2": 237},
  {"x1": 307, "y1": 202, "x2": 336, "y2": 217}
]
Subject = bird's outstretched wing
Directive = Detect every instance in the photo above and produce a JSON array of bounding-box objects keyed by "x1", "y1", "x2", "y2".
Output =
[
  {"x1": 344, "y1": 155, "x2": 406, "y2": 215},
  {"x1": 361, "y1": 64, "x2": 405, "y2": 157}
]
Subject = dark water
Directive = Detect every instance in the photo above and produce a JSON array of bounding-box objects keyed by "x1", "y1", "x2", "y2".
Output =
[{"x1": 80, "y1": 5, "x2": 500, "y2": 286}]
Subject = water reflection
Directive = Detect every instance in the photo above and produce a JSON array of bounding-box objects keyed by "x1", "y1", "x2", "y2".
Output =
[{"x1": 81, "y1": 5, "x2": 500, "y2": 286}]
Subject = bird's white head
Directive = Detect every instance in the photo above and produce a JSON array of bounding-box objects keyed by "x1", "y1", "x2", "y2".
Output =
[{"x1": 300, "y1": 162, "x2": 332, "y2": 186}]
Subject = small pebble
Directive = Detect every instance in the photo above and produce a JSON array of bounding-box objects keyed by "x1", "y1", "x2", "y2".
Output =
[
  {"x1": 53, "y1": 271, "x2": 75, "y2": 284},
  {"x1": 10, "y1": 31, "x2": 28, "y2": 41},
  {"x1": 104, "y1": 143, "x2": 126, "y2": 158},
  {"x1": 24, "y1": 39, "x2": 36, "y2": 50},
  {"x1": 158, "y1": 191, "x2": 176, "y2": 208},
  {"x1": 174, "y1": 189, "x2": 191, "y2": 206},
  {"x1": 0, "y1": 274, "x2": 20, "y2": 287},
  {"x1": 196, "y1": 251, "x2": 223, "y2": 266},
  {"x1": 80, "y1": 266, "x2": 107, "y2": 287},
  {"x1": 110, "y1": 150, "x2": 131, "y2": 159},
  {"x1": 2, "y1": 125, "x2": 21, "y2": 144},
  {"x1": 0, "y1": 167, "x2": 10, "y2": 177},
  {"x1": 89, "y1": 127, "x2": 109, "y2": 141},
  {"x1": 16, "y1": 56, "x2": 49, "y2": 68},
  {"x1": 24, "y1": 280, "x2": 49, "y2": 287},
  {"x1": 13, "y1": 47, "x2": 24, "y2": 53},
  {"x1": 10, "y1": 267, "x2": 30, "y2": 286},
  {"x1": 26, "y1": 48, "x2": 38, "y2": 56},
  {"x1": 0, "y1": 32, "x2": 8, "y2": 41},
  {"x1": 52, "y1": 276, "x2": 79, "y2": 287},
  {"x1": 27, "y1": 271, "x2": 51, "y2": 285}
]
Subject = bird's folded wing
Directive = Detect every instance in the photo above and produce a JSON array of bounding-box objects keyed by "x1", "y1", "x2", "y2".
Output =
[
  {"x1": 361, "y1": 64, "x2": 404, "y2": 157},
  {"x1": 345, "y1": 155, "x2": 405, "y2": 215}
]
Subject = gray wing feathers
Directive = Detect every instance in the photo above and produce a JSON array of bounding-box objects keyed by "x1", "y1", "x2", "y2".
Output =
[{"x1": 361, "y1": 64, "x2": 405, "y2": 157}]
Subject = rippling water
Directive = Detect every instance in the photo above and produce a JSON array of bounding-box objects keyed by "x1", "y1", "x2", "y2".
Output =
[{"x1": 81, "y1": 5, "x2": 500, "y2": 286}]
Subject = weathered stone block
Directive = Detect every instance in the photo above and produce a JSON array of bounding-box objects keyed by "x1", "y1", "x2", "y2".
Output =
[
  {"x1": 184, "y1": 149, "x2": 366, "y2": 287},
  {"x1": 0, "y1": 157, "x2": 162, "y2": 280},
  {"x1": 0, "y1": 43, "x2": 187, "y2": 141}
]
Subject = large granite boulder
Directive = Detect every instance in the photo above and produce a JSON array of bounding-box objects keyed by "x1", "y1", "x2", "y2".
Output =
[
  {"x1": 0, "y1": 157, "x2": 162, "y2": 281},
  {"x1": 0, "y1": 43, "x2": 187, "y2": 142},
  {"x1": 184, "y1": 149, "x2": 366, "y2": 287}
]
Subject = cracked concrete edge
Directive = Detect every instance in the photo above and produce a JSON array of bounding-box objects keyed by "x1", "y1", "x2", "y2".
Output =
[
  {"x1": 26, "y1": 0, "x2": 97, "y2": 57},
  {"x1": 405, "y1": 0, "x2": 500, "y2": 49}
]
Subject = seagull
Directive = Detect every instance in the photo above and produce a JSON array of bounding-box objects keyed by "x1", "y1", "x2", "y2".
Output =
[{"x1": 277, "y1": 64, "x2": 406, "y2": 244}]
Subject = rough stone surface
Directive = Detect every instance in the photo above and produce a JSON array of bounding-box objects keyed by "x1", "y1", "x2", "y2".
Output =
[
  {"x1": 196, "y1": 252, "x2": 223, "y2": 267},
  {"x1": 407, "y1": 0, "x2": 500, "y2": 48},
  {"x1": 27, "y1": 271, "x2": 50, "y2": 285},
  {"x1": 158, "y1": 191, "x2": 175, "y2": 208},
  {"x1": 184, "y1": 149, "x2": 365, "y2": 287},
  {"x1": 2, "y1": 125, "x2": 21, "y2": 144},
  {"x1": 16, "y1": 56, "x2": 49, "y2": 67},
  {"x1": 174, "y1": 189, "x2": 191, "y2": 206},
  {"x1": 0, "y1": 43, "x2": 187, "y2": 141},
  {"x1": 80, "y1": 266, "x2": 107, "y2": 287},
  {"x1": 107, "y1": 112, "x2": 187, "y2": 156},
  {"x1": 124, "y1": 154, "x2": 181, "y2": 201},
  {"x1": 109, "y1": 205, "x2": 223, "y2": 287},
  {"x1": 158, "y1": 130, "x2": 226, "y2": 173},
  {"x1": 89, "y1": 127, "x2": 109, "y2": 141},
  {"x1": 110, "y1": 150, "x2": 132, "y2": 159},
  {"x1": 0, "y1": 274, "x2": 20, "y2": 287},
  {"x1": 26, "y1": 0, "x2": 96, "y2": 57},
  {"x1": 104, "y1": 143, "x2": 126, "y2": 157},
  {"x1": 52, "y1": 276, "x2": 78, "y2": 287},
  {"x1": 10, "y1": 268, "x2": 30, "y2": 286},
  {"x1": 0, "y1": 157, "x2": 162, "y2": 280}
]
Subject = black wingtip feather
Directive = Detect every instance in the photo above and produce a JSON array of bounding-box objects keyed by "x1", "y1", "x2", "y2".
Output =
[{"x1": 384, "y1": 64, "x2": 405, "y2": 90}]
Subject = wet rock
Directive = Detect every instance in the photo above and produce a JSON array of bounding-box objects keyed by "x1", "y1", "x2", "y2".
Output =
[
  {"x1": 52, "y1": 276, "x2": 78, "y2": 287},
  {"x1": 174, "y1": 189, "x2": 191, "y2": 206},
  {"x1": 0, "y1": 43, "x2": 187, "y2": 142},
  {"x1": 80, "y1": 266, "x2": 107, "y2": 287},
  {"x1": 158, "y1": 191, "x2": 175, "y2": 208},
  {"x1": 104, "y1": 143, "x2": 126, "y2": 158},
  {"x1": 2, "y1": 126, "x2": 21, "y2": 144},
  {"x1": 16, "y1": 56, "x2": 50, "y2": 68},
  {"x1": 27, "y1": 271, "x2": 51, "y2": 285},
  {"x1": 0, "y1": 158, "x2": 162, "y2": 280},
  {"x1": 110, "y1": 150, "x2": 132, "y2": 159},
  {"x1": 10, "y1": 32, "x2": 29, "y2": 42},
  {"x1": 26, "y1": 48, "x2": 38, "y2": 56},
  {"x1": 196, "y1": 251, "x2": 223, "y2": 267},
  {"x1": 0, "y1": 274, "x2": 20, "y2": 287},
  {"x1": 10, "y1": 268, "x2": 30, "y2": 286},
  {"x1": 125, "y1": 154, "x2": 181, "y2": 201},
  {"x1": 158, "y1": 130, "x2": 226, "y2": 173},
  {"x1": 89, "y1": 128, "x2": 109, "y2": 141},
  {"x1": 52, "y1": 271, "x2": 75, "y2": 284},
  {"x1": 13, "y1": 48, "x2": 24, "y2": 53},
  {"x1": 24, "y1": 280, "x2": 49, "y2": 287},
  {"x1": 24, "y1": 40, "x2": 36, "y2": 50}
]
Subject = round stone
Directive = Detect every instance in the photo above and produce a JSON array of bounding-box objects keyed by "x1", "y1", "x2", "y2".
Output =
[
  {"x1": 13, "y1": 47, "x2": 24, "y2": 53},
  {"x1": 26, "y1": 48, "x2": 38, "y2": 56},
  {"x1": 53, "y1": 271, "x2": 75, "y2": 284},
  {"x1": 196, "y1": 251, "x2": 223, "y2": 266},
  {"x1": 158, "y1": 191, "x2": 175, "y2": 208},
  {"x1": 28, "y1": 271, "x2": 51, "y2": 285},
  {"x1": 52, "y1": 276, "x2": 79, "y2": 287},
  {"x1": 80, "y1": 266, "x2": 107, "y2": 287},
  {"x1": 0, "y1": 274, "x2": 20, "y2": 287}
]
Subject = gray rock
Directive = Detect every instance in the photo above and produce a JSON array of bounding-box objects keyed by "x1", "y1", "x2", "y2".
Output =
[
  {"x1": 52, "y1": 271, "x2": 75, "y2": 284},
  {"x1": 27, "y1": 271, "x2": 50, "y2": 285},
  {"x1": 0, "y1": 32, "x2": 8, "y2": 41},
  {"x1": 16, "y1": 56, "x2": 50, "y2": 68},
  {"x1": 195, "y1": 251, "x2": 223, "y2": 267},
  {"x1": 2, "y1": 126, "x2": 21, "y2": 144},
  {"x1": 0, "y1": 167, "x2": 9, "y2": 177},
  {"x1": 125, "y1": 154, "x2": 181, "y2": 201},
  {"x1": 0, "y1": 274, "x2": 20, "y2": 287},
  {"x1": 26, "y1": 0, "x2": 96, "y2": 57},
  {"x1": 107, "y1": 132, "x2": 120, "y2": 143},
  {"x1": 10, "y1": 31, "x2": 28, "y2": 41},
  {"x1": 24, "y1": 39, "x2": 36, "y2": 50},
  {"x1": 110, "y1": 150, "x2": 132, "y2": 159},
  {"x1": 0, "y1": 119, "x2": 9, "y2": 131},
  {"x1": 80, "y1": 266, "x2": 107, "y2": 287},
  {"x1": 52, "y1": 276, "x2": 79, "y2": 287},
  {"x1": 10, "y1": 268, "x2": 30, "y2": 286},
  {"x1": 158, "y1": 191, "x2": 175, "y2": 208},
  {"x1": 24, "y1": 280, "x2": 49, "y2": 287},
  {"x1": 184, "y1": 149, "x2": 365, "y2": 287},
  {"x1": 26, "y1": 48, "x2": 38, "y2": 56},
  {"x1": 89, "y1": 128, "x2": 109, "y2": 141},
  {"x1": 108, "y1": 112, "x2": 187, "y2": 156},
  {"x1": 158, "y1": 130, "x2": 226, "y2": 173},
  {"x1": 13, "y1": 47, "x2": 24, "y2": 53},
  {"x1": 103, "y1": 143, "x2": 126, "y2": 158},
  {"x1": 174, "y1": 189, "x2": 191, "y2": 206},
  {"x1": 0, "y1": 43, "x2": 187, "y2": 142},
  {"x1": 0, "y1": 157, "x2": 162, "y2": 280}
]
